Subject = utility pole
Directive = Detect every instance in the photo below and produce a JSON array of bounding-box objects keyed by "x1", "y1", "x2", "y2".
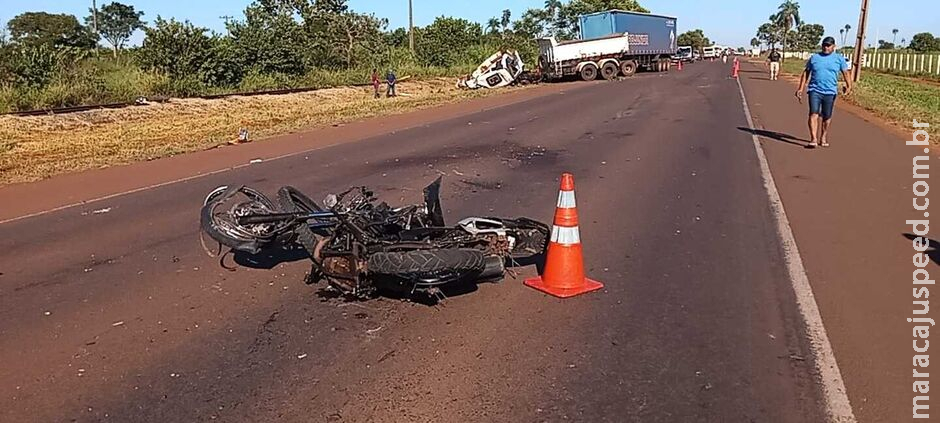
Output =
[
  {"x1": 851, "y1": 0, "x2": 870, "y2": 82},
  {"x1": 408, "y1": 0, "x2": 414, "y2": 53},
  {"x1": 91, "y1": 0, "x2": 100, "y2": 56}
]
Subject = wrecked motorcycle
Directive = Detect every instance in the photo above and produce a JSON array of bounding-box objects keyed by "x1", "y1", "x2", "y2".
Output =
[{"x1": 200, "y1": 177, "x2": 549, "y2": 299}]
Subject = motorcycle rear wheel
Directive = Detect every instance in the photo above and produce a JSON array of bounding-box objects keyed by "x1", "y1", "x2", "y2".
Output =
[{"x1": 367, "y1": 249, "x2": 486, "y2": 279}]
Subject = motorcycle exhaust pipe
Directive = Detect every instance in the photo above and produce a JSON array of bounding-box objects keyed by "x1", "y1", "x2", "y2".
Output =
[{"x1": 477, "y1": 256, "x2": 506, "y2": 281}]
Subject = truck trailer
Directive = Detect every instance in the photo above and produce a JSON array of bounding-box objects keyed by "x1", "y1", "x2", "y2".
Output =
[{"x1": 537, "y1": 10, "x2": 678, "y2": 81}]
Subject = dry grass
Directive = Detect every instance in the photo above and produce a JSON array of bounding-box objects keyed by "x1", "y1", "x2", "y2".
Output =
[{"x1": 0, "y1": 78, "x2": 514, "y2": 185}]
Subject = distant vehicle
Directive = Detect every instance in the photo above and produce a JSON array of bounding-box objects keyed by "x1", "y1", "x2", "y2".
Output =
[
  {"x1": 674, "y1": 46, "x2": 694, "y2": 62},
  {"x1": 702, "y1": 45, "x2": 721, "y2": 59}
]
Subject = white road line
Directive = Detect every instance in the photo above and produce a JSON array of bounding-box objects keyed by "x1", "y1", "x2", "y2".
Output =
[{"x1": 736, "y1": 77, "x2": 857, "y2": 423}]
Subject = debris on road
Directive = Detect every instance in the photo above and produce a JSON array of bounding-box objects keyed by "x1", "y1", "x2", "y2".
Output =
[
  {"x1": 249, "y1": 159, "x2": 263, "y2": 164},
  {"x1": 297, "y1": 354, "x2": 308, "y2": 360},
  {"x1": 111, "y1": 321, "x2": 125, "y2": 327}
]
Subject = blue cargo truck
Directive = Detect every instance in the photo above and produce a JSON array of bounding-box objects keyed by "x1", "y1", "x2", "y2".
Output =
[
  {"x1": 538, "y1": 10, "x2": 678, "y2": 81},
  {"x1": 580, "y1": 10, "x2": 677, "y2": 72}
]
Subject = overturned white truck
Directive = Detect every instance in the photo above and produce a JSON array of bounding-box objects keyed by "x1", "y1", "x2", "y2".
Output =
[{"x1": 457, "y1": 50, "x2": 526, "y2": 89}]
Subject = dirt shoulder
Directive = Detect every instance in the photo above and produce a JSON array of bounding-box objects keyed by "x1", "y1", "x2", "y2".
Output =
[
  {"x1": 0, "y1": 79, "x2": 586, "y2": 222},
  {"x1": 745, "y1": 58, "x2": 939, "y2": 141},
  {"x1": 0, "y1": 78, "x2": 536, "y2": 186}
]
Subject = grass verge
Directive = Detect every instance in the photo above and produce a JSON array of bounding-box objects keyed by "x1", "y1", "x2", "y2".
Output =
[
  {"x1": 779, "y1": 59, "x2": 940, "y2": 134},
  {"x1": 0, "y1": 78, "x2": 518, "y2": 185}
]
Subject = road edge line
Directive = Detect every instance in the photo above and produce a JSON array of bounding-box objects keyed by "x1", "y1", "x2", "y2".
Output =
[{"x1": 735, "y1": 76, "x2": 857, "y2": 423}]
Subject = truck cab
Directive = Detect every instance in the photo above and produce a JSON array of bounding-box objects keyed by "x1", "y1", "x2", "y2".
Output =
[{"x1": 675, "y1": 46, "x2": 694, "y2": 62}]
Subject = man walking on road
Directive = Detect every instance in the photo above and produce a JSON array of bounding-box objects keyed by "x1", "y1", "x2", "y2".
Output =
[
  {"x1": 767, "y1": 48, "x2": 782, "y2": 80},
  {"x1": 795, "y1": 36, "x2": 852, "y2": 148}
]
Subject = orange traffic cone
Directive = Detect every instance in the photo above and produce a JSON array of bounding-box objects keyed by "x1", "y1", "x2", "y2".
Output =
[
  {"x1": 677, "y1": 60, "x2": 683, "y2": 71},
  {"x1": 524, "y1": 173, "x2": 604, "y2": 298}
]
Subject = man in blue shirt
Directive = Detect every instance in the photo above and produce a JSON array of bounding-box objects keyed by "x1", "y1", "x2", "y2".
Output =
[{"x1": 795, "y1": 36, "x2": 853, "y2": 148}]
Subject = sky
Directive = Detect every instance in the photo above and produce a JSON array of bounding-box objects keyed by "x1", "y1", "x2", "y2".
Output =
[{"x1": 1, "y1": 0, "x2": 937, "y2": 49}]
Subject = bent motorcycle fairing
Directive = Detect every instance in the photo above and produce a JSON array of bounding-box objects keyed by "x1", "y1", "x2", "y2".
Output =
[{"x1": 200, "y1": 177, "x2": 549, "y2": 299}]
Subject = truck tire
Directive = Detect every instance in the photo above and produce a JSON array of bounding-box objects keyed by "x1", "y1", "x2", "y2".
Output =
[
  {"x1": 580, "y1": 64, "x2": 598, "y2": 81},
  {"x1": 600, "y1": 62, "x2": 619, "y2": 80},
  {"x1": 620, "y1": 60, "x2": 637, "y2": 76}
]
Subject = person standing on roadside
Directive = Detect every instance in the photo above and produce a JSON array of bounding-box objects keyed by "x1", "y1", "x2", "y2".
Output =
[
  {"x1": 795, "y1": 36, "x2": 852, "y2": 148},
  {"x1": 386, "y1": 69, "x2": 397, "y2": 98},
  {"x1": 371, "y1": 68, "x2": 381, "y2": 98},
  {"x1": 767, "y1": 48, "x2": 782, "y2": 80}
]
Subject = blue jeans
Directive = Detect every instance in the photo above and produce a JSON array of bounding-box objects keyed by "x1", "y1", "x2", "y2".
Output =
[{"x1": 808, "y1": 91, "x2": 837, "y2": 120}]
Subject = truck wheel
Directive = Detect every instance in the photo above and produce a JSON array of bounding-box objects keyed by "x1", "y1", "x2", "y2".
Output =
[
  {"x1": 601, "y1": 62, "x2": 619, "y2": 80},
  {"x1": 580, "y1": 64, "x2": 598, "y2": 81},
  {"x1": 620, "y1": 60, "x2": 637, "y2": 76}
]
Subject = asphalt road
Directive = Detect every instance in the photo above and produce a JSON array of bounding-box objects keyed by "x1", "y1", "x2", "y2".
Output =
[{"x1": 0, "y1": 62, "x2": 826, "y2": 422}]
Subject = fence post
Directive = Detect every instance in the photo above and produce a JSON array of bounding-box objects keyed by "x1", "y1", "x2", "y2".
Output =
[{"x1": 907, "y1": 54, "x2": 911, "y2": 72}]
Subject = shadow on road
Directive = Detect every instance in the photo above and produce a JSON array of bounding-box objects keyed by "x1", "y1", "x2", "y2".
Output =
[
  {"x1": 312, "y1": 253, "x2": 547, "y2": 306},
  {"x1": 233, "y1": 244, "x2": 310, "y2": 269},
  {"x1": 903, "y1": 233, "x2": 940, "y2": 265},
  {"x1": 737, "y1": 127, "x2": 809, "y2": 148}
]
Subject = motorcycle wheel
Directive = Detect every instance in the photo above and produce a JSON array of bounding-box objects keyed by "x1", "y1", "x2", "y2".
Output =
[
  {"x1": 367, "y1": 249, "x2": 486, "y2": 280},
  {"x1": 200, "y1": 186, "x2": 287, "y2": 254}
]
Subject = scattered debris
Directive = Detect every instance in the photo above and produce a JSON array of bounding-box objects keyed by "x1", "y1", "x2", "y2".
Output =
[
  {"x1": 378, "y1": 350, "x2": 396, "y2": 363},
  {"x1": 43, "y1": 311, "x2": 51, "y2": 316},
  {"x1": 366, "y1": 326, "x2": 384, "y2": 334},
  {"x1": 768, "y1": 333, "x2": 776, "y2": 340},
  {"x1": 249, "y1": 159, "x2": 263, "y2": 164},
  {"x1": 92, "y1": 208, "x2": 112, "y2": 215},
  {"x1": 111, "y1": 321, "x2": 125, "y2": 327},
  {"x1": 297, "y1": 354, "x2": 308, "y2": 360}
]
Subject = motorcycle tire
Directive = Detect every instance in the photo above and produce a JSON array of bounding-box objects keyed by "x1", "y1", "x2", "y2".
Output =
[
  {"x1": 200, "y1": 186, "x2": 284, "y2": 254},
  {"x1": 367, "y1": 249, "x2": 486, "y2": 278}
]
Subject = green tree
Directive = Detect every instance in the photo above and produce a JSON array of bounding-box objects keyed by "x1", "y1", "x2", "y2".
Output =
[
  {"x1": 750, "y1": 37, "x2": 760, "y2": 48},
  {"x1": 86, "y1": 2, "x2": 145, "y2": 56},
  {"x1": 7, "y1": 12, "x2": 98, "y2": 49},
  {"x1": 557, "y1": 0, "x2": 649, "y2": 39},
  {"x1": 676, "y1": 29, "x2": 710, "y2": 51},
  {"x1": 772, "y1": 0, "x2": 801, "y2": 59},
  {"x1": 500, "y1": 9, "x2": 512, "y2": 32},
  {"x1": 320, "y1": 11, "x2": 386, "y2": 68},
  {"x1": 878, "y1": 40, "x2": 895, "y2": 50},
  {"x1": 138, "y1": 17, "x2": 213, "y2": 82},
  {"x1": 892, "y1": 28, "x2": 899, "y2": 45},
  {"x1": 793, "y1": 23, "x2": 823, "y2": 51},
  {"x1": 909, "y1": 32, "x2": 939, "y2": 52},
  {"x1": 228, "y1": 1, "x2": 307, "y2": 75},
  {"x1": 486, "y1": 17, "x2": 500, "y2": 34},
  {"x1": 756, "y1": 22, "x2": 781, "y2": 48},
  {"x1": 415, "y1": 16, "x2": 482, "y2": 67},
  {"x1": 512, "y1": 9, "x2": 551, "y2": 39},
  {"x1": 842, "y1": 23, "x2": 851, "y2": 45}
]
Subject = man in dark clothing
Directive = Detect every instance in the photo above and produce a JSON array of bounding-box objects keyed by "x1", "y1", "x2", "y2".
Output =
[
  {"x1": 385, "y1": 70, "x2": 397, "y2": 97},
  {"x1": 767, "y1": 48, "x2": 782, "y2": 80}
]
